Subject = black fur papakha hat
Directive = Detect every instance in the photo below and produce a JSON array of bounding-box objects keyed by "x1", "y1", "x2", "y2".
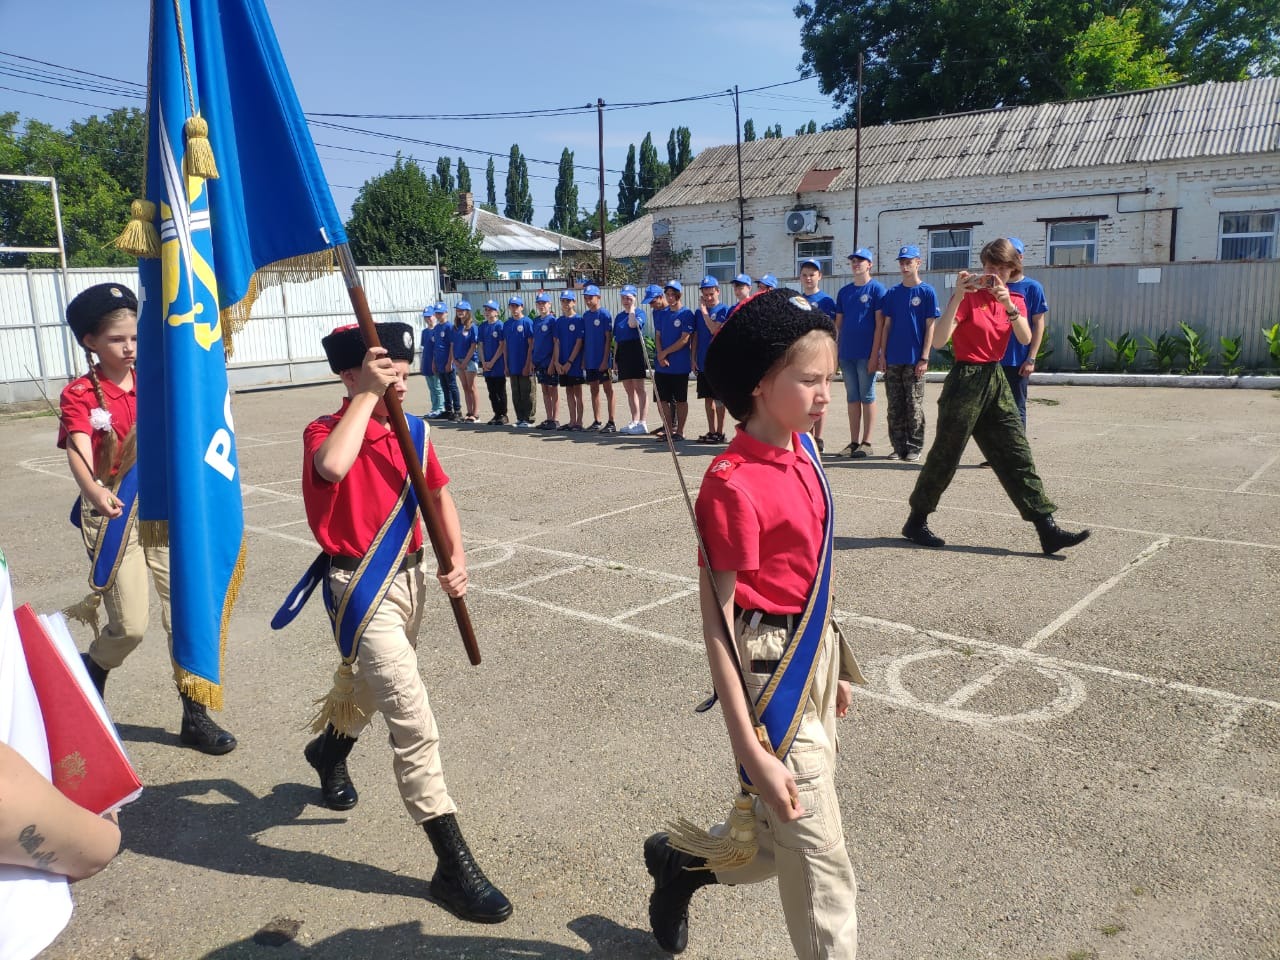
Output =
[
  {"x1": 66, "y1": 283, "x2": 138, "y2": 344},
  {"x1": 704, "y1": 287, "x2": 836, "y2": 421},
  {"x1": 322, "y1": 321, "x2": 416, "y2": 374}
]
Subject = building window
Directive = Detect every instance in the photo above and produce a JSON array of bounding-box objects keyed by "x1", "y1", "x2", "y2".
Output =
[
  {"x1": 530, "y1": 270, "x2": 547, "y2": 280},
  {"x1": 1219, "y1": 211, "x2": 1278, "y2": 260},
  {"x1": 928, "y1": 229, "x2": 970, "y2": 270},
  {"x1": 703, "y1": 245, "x2": 737, "y2": 282},
  {"x1": 794, "y1": 239, "x2": 833, "y2": 276},
  {"x1": 1047, "y1": 221, "x2": 1098, "y2": 265},
  {"x1": 507, "y1": 271, "x2": 523, "y2": 280}
]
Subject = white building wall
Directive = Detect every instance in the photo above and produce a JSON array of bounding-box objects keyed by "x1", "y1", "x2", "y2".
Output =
[{"x1": 656, "y1": 156, "x2": 1280, "y2": 280}]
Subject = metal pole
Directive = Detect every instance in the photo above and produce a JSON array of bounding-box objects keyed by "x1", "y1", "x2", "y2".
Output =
[
  {"x1": 597, "y1": 97, "x2": 607, "y2": 279},
  {"x1": 335, "y1": 242, "x2": 482, "y2": 666},
  {"x1": 734, "y1": 85, "x2": 746, "y2": 273},
  {"x1": 50, "y1": 177, "x2": 77, "y2": 381},
  {"x1": 854, "y1": 53, "x2": 863, "y2": 253}
]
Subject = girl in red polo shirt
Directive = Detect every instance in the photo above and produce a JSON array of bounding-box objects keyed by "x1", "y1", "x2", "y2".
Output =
[
  {"x1": 901, "y1": 238, "x2": 1089, "y2": 555},
  {"x1": 57, "y1": 283, "x2": 236, "y2": 754}
]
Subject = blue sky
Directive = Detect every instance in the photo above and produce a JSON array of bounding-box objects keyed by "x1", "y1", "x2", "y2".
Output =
[{"x1": 0, "y1": 1, "x2": 841, "y2": 223}]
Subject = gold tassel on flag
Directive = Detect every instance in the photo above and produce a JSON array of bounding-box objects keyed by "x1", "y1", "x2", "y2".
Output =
[
  {"x1": 113, "y1": 199, "x2": 160, "y2": 258},
  {"x1": 138, "y1": 520, "x2": 169, "y2": 548},
  {"x1": 63, "y1": 593, "x2": 103, "y2": 645},
  {"x1": 183, "y1": 114, "x2": 219, "y2": 180},
  {"x1": 309, "y1": 662, "x2": 367, "y2": 736},
  {"x1": 666, "y1": 795, "x2": 759, "y2": 872}
]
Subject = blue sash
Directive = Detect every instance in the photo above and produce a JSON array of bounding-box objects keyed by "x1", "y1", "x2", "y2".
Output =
[
  {"x1": 740, "y1": 430, "x2": 834, "y2": 790},
  {"x1": 271, "y1": 415, "x2": 428, "y2": 664},
  {"x1": 73, "y1": 465, "x2": 140, "y2": 593}
]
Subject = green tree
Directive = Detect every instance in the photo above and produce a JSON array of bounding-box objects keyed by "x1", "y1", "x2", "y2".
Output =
[
  {"x1": 1064, "y1": 9, "x2": 1180, "y2": 97},
  {"x1": 484, "y1": 157, "x2": 497, "y2": 211},
  {"x1": 503, "y1": 144, "x2": 533, "y2": 223},
  {"x1": 346, "y1": 156, "x2": 494, "y2": 279},
  {"x1": 637, "y1": 133, "x2": 670, "y2": 211},
  {"x1": 616, "y1": 143, "x2": 639, "y2": 225},
  {"x1": 435, "y1": 156, "x2": 453, "y2": 194},
  {"x1": 665, "y1": 126, "x2": 693, "y2": 177},
  {"x1": 742, "y1": 118, "x2": 757, "y2": 141},
  {"x1": 548, "y1": 147, "x2": 579, "y2": 235},
  {"x1": 457, "y1": 157, "x2": 471, "y2": 194},
  {"x1": 762, "y1": 124, "x2": 783, "y2": 139},
  {"x1": 795, "y1": 120, "x2": 819, "y2": 135}
]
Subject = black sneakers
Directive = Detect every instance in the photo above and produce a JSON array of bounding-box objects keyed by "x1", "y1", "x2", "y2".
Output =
[{"x1": 902, "y1": 513, "x2": 945, "y2": 548}]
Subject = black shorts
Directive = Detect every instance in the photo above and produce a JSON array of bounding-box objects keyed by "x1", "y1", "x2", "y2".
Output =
[
  {"x1": 695, "y1": 372, "x2": 722, "y2": 401},
  {"x1": 560, "y1": 374, "x2": 585, "y2": 387},
  {"x1": 584, "y1": 369, "x2": 613, "y2": 383},
  {"x1": 653, "y1": 371, "x2": 689, "y2": 404},
  {"x1": 615, "y1": 338, "x2": 647, "y2": 381},
  {"x1": 535, "y1": 366, "x2": 558, "y2": 386}
]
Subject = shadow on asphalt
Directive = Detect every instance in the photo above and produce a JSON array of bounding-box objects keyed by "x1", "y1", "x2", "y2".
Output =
[
  {"x1": 116, "y1": 721, "x2": 183, "y2": 748},
  {"x1": 835, "y1": 535, "x2": 1057, "y2": 560},
  {"x1": 121, "y1": 778, "x2": 432, "y2": 899},
  {"x1": 198, "y1": 914, "x2": 665, "y2": 959}
]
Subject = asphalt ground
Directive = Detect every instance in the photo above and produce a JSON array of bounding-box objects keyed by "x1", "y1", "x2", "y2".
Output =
[{"x1": 2, "y1": 378, "x2": 1278, "y2": 960}]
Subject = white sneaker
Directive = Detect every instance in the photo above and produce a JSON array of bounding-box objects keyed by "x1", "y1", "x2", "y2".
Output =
[{"x1": 515, "y1": 420, "x2": 529, "y2": 428}]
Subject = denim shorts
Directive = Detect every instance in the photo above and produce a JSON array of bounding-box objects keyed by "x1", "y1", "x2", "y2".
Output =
[{"x1": 840, "y1": 357, "x2": 876, "y2": 404}]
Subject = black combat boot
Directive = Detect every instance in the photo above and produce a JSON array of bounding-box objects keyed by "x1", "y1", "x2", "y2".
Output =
[
  {"x1": 178, "y1": 692, "x2": 237, "y2": 755},
  {"x1": 644, "y1": 832, "x2": 718, "y2": 955},
  {"x1": 81, "y1": 652, "x2": 109, "y2": 697},
  {"x1": 1033, "y1": 514, "x2": 1091, "y2": 555},
  {"x1": 423, "y1": 813, "x2": 513, "y2": 924},
  {"x1": 902, "y1": 511, "x2": 946, "y2": 548},
  {"x1": 304, "y1": 725, "x2": 359, "y2": 810}
]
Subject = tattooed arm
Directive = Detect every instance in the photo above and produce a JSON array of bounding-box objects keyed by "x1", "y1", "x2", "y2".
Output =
[{"x1": 0, "y1": 742, "x2": 120, "y2": 881}]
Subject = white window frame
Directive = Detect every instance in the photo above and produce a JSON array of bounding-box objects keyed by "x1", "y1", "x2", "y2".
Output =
[
  {"x1": 1047, "y1": 220, "x2": 1099, "y2": 265},
  {"x1": 794, "y1": 238, "x2": 833, "y2": 276},
  {"x1": 703, "y1": 245, "x2": 737, "y2": 283},
  {"x1": 927, "y1": 228, "x2": 971, "y2": 270},
  {"x1": 1219, "y1": 210, "x2": 1278, "y2": 261}
]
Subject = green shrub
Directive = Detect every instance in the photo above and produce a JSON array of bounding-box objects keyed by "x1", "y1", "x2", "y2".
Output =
[
  {"x1": 1142, "y1": 332, "x2": 1182, "y2": 373},
  {"x1": 1264, "y1": 324, "x2": 1280, "y2": 370},
  {"x1": 1067, "y1": 321, "x2": 1096, "y2": 370},
  {"x1": 1104, "y1": 332, "x2": 1138, "y2": 371},
  {"x1": 1178, "y1": 322, "x2": 1212, "y2": 374},
  {"x1": 1219, "y1": 335, "x2": 1243, "y2": 375}
]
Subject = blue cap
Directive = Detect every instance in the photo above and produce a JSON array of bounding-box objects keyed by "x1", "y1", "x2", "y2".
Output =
[
  {"x1": 799, "y1": 258, "x2": 823, "y2": 272},
  {"x1": 482, "y1": 299, "x2": 499, "y2": 311},
  {"x1": 641, "y1": 284, "x2": 664, "y2": 304},
  {"x1": 434, "y1": 302, "x2": 447, "y2": 313},
  {"x1": 620, "y1": 284, "x2": 638, "y2": 297},
  {"x1": 897, "y1": 245, "x2": 921, "y2": 260},
  {"x1": 663, "y1": 279, "x2": 683, "y2": 293},
  {"x1": 1008, "y1": 237, "x2": 1025, "y2": 255},
  {"x1": 456, "y1": 300, "x2": 472, "y2": 311},
  {"x1": 582, "y1": 284, "x2": 601, "y2": 296},
  {"x1": 848, "y1": 247, "x2": 874, "y2": 262},
  {"x1": 422, "y1": 306, "x2": 432, "y2": 317},
  {"x1": 699, "y1": 276, "x2": 719, "y2": 289},
  {"x1": 757, "y1": 274, "x2": 778, "y2": 289},
  {"x1": 559, "y1": 290, "x2": 576, "y2": 301},
  {"x1": 535, "y1": 292, "x2": 552, "y2": 304},
  {"x1": 732, "y1": 273, "x2": 752, "y2": 286},
  {"x1": 508, "y1": 295, "x2": 524, "y2": 306}
]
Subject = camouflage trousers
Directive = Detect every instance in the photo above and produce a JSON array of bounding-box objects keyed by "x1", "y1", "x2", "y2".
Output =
[
  {"x1": 909, "y1": 362, "x2": 1056, "y2": 521},
  {"x1": 883, "y1": 364, "x2": 925, "y2": 457}
]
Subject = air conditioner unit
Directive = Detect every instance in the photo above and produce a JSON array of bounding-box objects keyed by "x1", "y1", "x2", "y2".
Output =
[{"x1": 786, "y1": 209, "x2": 818, "y2": 234}]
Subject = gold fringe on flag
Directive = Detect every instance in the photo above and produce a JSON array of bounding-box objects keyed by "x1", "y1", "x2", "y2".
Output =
[
  {"x1": 220, "y1": 249, "x2": 337, "y2": 359},
  {"x1": 113, "y1": 199, "x2": 161, "y2": 259},
  {"x1": 63, "y1": 593, "x2": 103, "y2": 645},
  {"x1": 183, "y1": 114, "x2": 219, "y2": 180},
  {"x1": 173, "y1": 537, "x2": 245, "y2": 712},
  {"x1": 309, "y1": 662, "x2": 367, "y2": 736},
  {"x1": 138, "y1": 520, "x2": 169, "y2": 549},
  {"x1": 667, "y1": 795, "x2": 759, "y2": 872}
]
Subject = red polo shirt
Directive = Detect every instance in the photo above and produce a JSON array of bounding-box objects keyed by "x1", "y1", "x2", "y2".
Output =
[
  {"x1": 695, "y1": 427, "x2": 826, "y2": 614},
  {"x1": 951, "y1": 290, "x2": 1027, "y2": 363},
  {"x1": 303, "y1": 400, "x2": 449, "y2": 558},
  {"x1": 57, "y1": 368, "x2": 137, "y2": 476}
]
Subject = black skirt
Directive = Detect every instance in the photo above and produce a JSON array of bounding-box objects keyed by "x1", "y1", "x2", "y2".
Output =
[{"x1": 615, "y1": 338, "x2": 647, "y2": 380}]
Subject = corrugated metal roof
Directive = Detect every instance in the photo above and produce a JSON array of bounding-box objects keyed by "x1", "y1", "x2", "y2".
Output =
[
  {"x1": 648, "y1": 79, "x2": 1280, "y2": 209},
  {"x1": 604, "y1": 213, "x2": 654, "y2": 260},
  {"x1": 469, "y1": 208, "x2": 596, "y2": 253}
]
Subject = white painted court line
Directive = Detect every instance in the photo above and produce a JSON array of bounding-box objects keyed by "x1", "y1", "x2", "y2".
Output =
[
  {"x1": 1048, "y1": 473, "x2": 1280, "y2": 499},
  {"x1": 610, "y1": 588, "x2": 699, "y2": 623},
  {"x1": 568, "y1": 494, "x2": 683, "y2": 527},
  {"x1": 1207, "y1": 703, "x2": 1249, "y2": 754},
  {"x1": 435, "y1": 442, "x2": 678, "y2": 478},
  {"x1": 1235, "y1": 448, "x2": 1280, "y2": 494},
  {"x1": 500, "y1": 565, "x2": 588, "y2": 593},
  {"x1": 944, "y1": 537, "x2": 1172, "y2": 708}
]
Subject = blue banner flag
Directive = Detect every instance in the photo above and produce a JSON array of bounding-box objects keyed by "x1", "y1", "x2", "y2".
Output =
[{"x1": 135, "y1": 0, "x2": 346, "y2": 707}]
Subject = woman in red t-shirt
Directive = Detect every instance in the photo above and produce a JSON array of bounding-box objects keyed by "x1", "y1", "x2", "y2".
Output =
[{"x1": 901, "y1": 238, "x2": 1090, "y2": 555}]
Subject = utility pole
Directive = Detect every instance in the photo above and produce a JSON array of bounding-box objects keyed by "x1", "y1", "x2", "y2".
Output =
[
  {"x1": 597, "y1": 97, "x2": 607, "y2": 279},
  {"x1": 854, "y1": 52, "x2": 863, "y2": 252},
  {"x1": 734, "y1": 84, "x2": 746, "y2": 273}
]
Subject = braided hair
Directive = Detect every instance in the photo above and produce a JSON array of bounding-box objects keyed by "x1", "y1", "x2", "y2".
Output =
[{"x1": 79, "y1": 307, "x2": 137, "y2": 483}]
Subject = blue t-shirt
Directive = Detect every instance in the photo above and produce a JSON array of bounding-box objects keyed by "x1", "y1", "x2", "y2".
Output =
[
  {"x1": 555, "y1": 313, "x2": 585, "y2": 377},
  {"x1": 451, "y1": 323, "x2": 478, "y2": 362},
  {"x1": 504, "y1": 317, "x2": 534, "y2": 375},
  {"x1": 654, "y1": 307, "x2": 694, "y2": 375},
  {"x1": 479, "y1": 319, "x2": 506, "y2": 376},
  {"x1": 1002, "y1": 277, "x2": 1048, "y2": 367},
  {"x1": 532, "y1": 313, "x2": 557, "y2": 367},
  {"x1": 420, "y1": 326, "x2": 434, "y2": 374},
  {"x1": 613, "y1": 308, "x2": 647, "y2": 343},
  {"x1": 803, "y1": 290, "x2": 838, "y2": 321},
  {"x1": 582, "y1": 308, "x2": 614, "y2": 371},
  {"x1": 432, "y1": 321, "x2": 454, "y2": 370},
  {"x1": 835, "y1": 280, "x2": 887, "y2": 361},
  {"x1": 881, "y1": 282, "x2": 940, "y2": 365},
  {"x1": 693, "y1": 304, "x2": 729, "y2": 370}
]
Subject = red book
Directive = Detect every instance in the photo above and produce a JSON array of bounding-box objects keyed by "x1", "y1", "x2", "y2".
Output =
[{"x1": 14, "y1": 604, "x2": 142, "y2": 815}]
